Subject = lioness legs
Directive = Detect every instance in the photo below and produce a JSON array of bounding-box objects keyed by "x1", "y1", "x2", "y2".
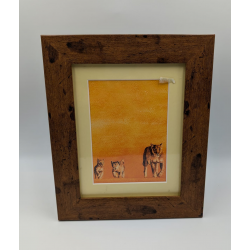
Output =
[
  {"x1": 151, "y1": 162, "x2": 158, "y2": 177},
  {"x1": 157, "y1": 162, "x2": 164, "y2": 177},
  {"x1": 144, "y1": 162, "x2": 163, "y2": 178},
  {"x1": 155, "y1": 163, "x2": 158, "y2": 177},
  {"x1": 144, "y1": 165, "x2": 147, "y2": 178}
]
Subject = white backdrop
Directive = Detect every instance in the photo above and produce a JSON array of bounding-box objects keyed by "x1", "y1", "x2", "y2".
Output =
[{"x1": 20, "y1": 0, "x2": 231, "y2": 249}]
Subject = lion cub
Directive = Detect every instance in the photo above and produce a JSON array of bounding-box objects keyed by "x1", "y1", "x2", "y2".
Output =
[
  {"x1": 111, "y1": 160, "x2": 125, "y2": 178},
  {"x1": 94, "y1": 159, "x2": 104, "y2": 179}
]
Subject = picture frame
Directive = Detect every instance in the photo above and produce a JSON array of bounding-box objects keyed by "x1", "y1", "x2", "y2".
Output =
[{"x1": 41, "y1": 35, "x2": 215, "y2": 220}]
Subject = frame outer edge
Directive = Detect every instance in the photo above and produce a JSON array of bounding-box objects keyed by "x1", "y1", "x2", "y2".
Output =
[{"x1": 41, "y1": 35, "x2": 215, "y2": 220}]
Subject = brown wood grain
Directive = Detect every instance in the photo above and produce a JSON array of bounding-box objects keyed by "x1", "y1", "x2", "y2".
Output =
[{"x1": 41, "y1": 35, "x2": 215, "y2": 220}]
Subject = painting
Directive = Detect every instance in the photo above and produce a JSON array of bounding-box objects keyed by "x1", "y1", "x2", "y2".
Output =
[{"x1": 89, "y1": 80, "x2": 168, "y2": 183}]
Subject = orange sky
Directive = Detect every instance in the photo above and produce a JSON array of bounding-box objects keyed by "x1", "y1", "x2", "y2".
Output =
[{"x1": 89, "y1": 80, "x2": 168, "y2": 183}]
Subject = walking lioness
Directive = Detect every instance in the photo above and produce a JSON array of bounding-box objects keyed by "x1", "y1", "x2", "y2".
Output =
[
  {"x1": 94, "y1": 159, "x2": 104, "y2": 179},
  {"x1": 143, "y1": 143, "x2": 164, "y2": 177}
]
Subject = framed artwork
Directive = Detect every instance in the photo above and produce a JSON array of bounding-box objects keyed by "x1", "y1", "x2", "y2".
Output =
[
  {"x1": 41, "y1": 35, "x2": 215, "y2": 220},
  {"x1": 89, "y1": 79, "x2": 168, "y2": 183}
]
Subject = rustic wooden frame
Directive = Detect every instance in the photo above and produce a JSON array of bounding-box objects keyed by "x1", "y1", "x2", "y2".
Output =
[{"x1": 41, "y1": 35, "x2": 214, "y2": 220}]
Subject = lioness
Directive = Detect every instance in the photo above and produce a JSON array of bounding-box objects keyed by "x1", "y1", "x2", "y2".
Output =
[
  {"x1": 143, "y1": 143, "x2": 164, "y2": 177},
  {"x1": 111, "y1": 160, "x2": 125, "y2": 178},
  {"x1": 94, "y1": 159, "x2": 104, "y2": 179}
]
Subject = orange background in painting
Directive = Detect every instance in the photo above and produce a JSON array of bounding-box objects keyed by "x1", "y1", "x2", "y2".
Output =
[{"x1": 89, "y1": 80, "x2": 168, "y2": 183}]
